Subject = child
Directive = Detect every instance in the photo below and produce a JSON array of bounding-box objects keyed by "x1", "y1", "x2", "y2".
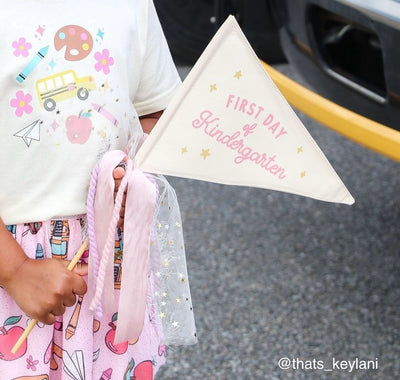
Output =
[{"x1": 0, "y1": 0, "x2": 195, "y2": 378}]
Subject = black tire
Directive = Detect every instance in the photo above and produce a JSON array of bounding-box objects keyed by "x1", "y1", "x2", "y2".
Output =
[{"x1": 154, "y1": 0, "x2": 286, "y2": 65}]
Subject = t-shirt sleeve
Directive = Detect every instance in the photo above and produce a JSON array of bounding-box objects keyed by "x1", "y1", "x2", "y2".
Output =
[{"x1": 133, "y1": 0, "x2": 181, "y2": 116}]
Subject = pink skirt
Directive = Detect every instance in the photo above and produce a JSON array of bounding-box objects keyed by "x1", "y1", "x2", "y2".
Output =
[{"x1": 0, "y1": 217, "x2": 166, "y2": 380}]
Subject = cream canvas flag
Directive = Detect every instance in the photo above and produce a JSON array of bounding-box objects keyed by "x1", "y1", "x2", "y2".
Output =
[{"x1": 135, "y1": 16, "x2": 354, "y2": 205}]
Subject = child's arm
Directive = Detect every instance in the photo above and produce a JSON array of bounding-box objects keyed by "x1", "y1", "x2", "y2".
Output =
[
  {"x1": 139, "y1": 110, "x2": 163, "y2": 134},
  {"x1": 0, "y1": 218, "x2": 88, "y2": 325},
  {"x1": 0, "y1": 219, "x2": 30, "y2": 288}
]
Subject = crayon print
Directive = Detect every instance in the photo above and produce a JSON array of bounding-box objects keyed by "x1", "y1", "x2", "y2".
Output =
[
  {"x1": 66, "y1": 295, "x2": 83, "y2": 340},
  {"x1": 16, "y1": 45, "x2": 49, "y2": 83},
  {"x1": 35, "y1": 243, "x2": 44, "y2": 259},
  {"x1": 99, "y1": 368, "x2": 113, "y2": 380},
  {"x1": 92, "y1": 103, "x2": 118, "y2": 126}
]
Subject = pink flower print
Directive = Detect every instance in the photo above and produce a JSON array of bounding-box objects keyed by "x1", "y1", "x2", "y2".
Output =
[
  {"x1": 94, "y1": 49, "x2": 114, "y2": 75},
  {"x1": 12, "y1": 37, "x2": 32, "y2": 57},
  {"x1": 10, "y1": 91, "x2": 33, "y2": 117},
  {"x1": 26, "y1": 354, "x2": 39, "y2": 371}
]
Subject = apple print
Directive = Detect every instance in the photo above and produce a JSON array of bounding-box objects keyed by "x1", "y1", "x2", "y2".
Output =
[
  {"x1": 66, "y1": 111, "x2": 92, "y2": 144},
  {"x1": 105, "y1": 313, "x2": 128, "y2": 355},
  {"x1": 134, "y1": 360, "x2": 154, "y2": 379},
  {"x1": 0, "y1": 315, "x2": 27, "y2": 360},
  {"x1": 124, "y1": 358, "x2": 153, "y2": 380}
]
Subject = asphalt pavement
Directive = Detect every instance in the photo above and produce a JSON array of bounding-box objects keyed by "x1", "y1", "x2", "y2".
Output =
[{"x1": 156, "y1": 63, "x2": 400, "y2": 380}]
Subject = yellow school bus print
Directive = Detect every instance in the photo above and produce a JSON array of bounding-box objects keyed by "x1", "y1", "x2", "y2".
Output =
[{"x1": 36, "y1": 70, "x2": 96, "y2": 111}]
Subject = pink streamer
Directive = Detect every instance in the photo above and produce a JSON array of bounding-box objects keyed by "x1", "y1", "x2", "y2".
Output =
[
  {"x1": 88, "y1": 150, "x2": 157, "y2": 343},
  {"x1": 114, "y1": 168, "x2": 157, "y2": 343},
  {"x1": 90, "y1": 160, "x2": 132, "y2": 313}
]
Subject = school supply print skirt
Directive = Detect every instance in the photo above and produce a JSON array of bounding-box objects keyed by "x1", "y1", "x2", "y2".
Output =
[
  {"x1": 0, "y1": 178, "x2": 196, "y2": 379},
  {"x1": 0, "y1": 217, "x2": 166, "y2": 379}
]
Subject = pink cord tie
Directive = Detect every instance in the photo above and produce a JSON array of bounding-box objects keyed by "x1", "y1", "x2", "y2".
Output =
[{"x1": 88, "y1": 150, "x2": 157, "y2": 344}]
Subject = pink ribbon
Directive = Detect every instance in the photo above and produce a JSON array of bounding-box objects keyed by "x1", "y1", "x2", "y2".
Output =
[{"x1": 89, "y1": 150, "x2": 157, "y2": 344}]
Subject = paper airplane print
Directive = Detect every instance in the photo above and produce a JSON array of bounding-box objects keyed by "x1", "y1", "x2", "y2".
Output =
[
  {"x1": 135, "y1": 16, "x2": 354, "y2": 205},
  {"x1": 14, "y1": 119, "x2": 41, "y2": 147},
  {"x1": 62, "y1": 349, "x2": 85, "y2": 380}
]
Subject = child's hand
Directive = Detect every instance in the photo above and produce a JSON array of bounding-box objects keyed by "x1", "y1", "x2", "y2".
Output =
[
  {"x1": 3, "y1": 258, "x2": 88, "y2": 325},
  {"x1": 113, "y1": 160, "x2": 127, "y2": 228}
]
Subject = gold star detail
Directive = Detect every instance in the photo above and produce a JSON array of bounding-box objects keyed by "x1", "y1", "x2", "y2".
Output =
[
  {"x1": 300, "y1": 171, "x2": 306, "y2": 178},
  {"x1": 234, "y1": 70, "x2": 242, "y2": 79},
  {"x1": 162, "y1": 292, "x2": 167, "y2": 297},
  {"x1": 102, "y1": 79, "x2": 110, "y2": 92},
  {"x1": 176, "y1": 298, "x2": 181, "y2": 303},
  {"x1": 297, "y1": 146, "x2": 303, "y2": 154},
  {"x1": 164, "y1": 259, "x2": 169, "y2": 267},
  {"x1": 159, "y1": 312, "x2": 165, "y2": 319},
  {"x1": 181, "y1": 146, "x2": 188, "y2": 154},
  {"x1": 200, "y1": 148, "x2": 211, "y2": 160},
  {"x1": 209, "y1": 83, "x2": 217, "y2": 92}
]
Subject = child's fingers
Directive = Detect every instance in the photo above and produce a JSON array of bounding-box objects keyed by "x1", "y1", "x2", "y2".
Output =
[
  {"x1": 60, "y1": 263, "x2": 88, "y2": 296},
  {"x1": 73, "y1": 261, "x2": 88, "y2": 276},
  {"x1": 117, "y1": 205, "x2": 125, "y2": 228},
  {"x1": 113, "y1": 169, "x2": 125, "y2": 197},
  {"x1": 115, "y1": 186, "x2": 127, "y2": 228},
  {"x1": 41, "y1": 313, "x2": 56, "y2": 325},
  {"x1": 63, "y1": 260, "x2": 88, "y2": 276},
  {"x1": 113, "y1": 161, "x2": 127, "y2": 227},
  {"x1": 51, "y1": 303, "x2": 66, "y2": 316},
  {"x1": 113, "y1": 165, "x2": 125, "y2": 179},
  {"x1": 114, "y1": 187, "x2": 127, "y2": 202},
  {"x1": 71, "y1": 276, "x2": 88, "y2": 296},
  {"x1": 63, "y1": 292, "x2": 78, "y2": 307}
]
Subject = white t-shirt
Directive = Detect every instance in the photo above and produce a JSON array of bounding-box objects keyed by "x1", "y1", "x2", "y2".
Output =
[{"x1": 0, "y1": 0, "x2": 181, "y2": 224}]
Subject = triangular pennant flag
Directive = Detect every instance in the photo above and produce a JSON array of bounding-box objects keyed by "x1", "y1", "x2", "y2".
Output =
[{"x1": 135, "y1": 16, "x2": 354, "y2": 205}]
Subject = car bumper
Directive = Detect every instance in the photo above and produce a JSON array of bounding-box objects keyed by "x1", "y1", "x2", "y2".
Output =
[
  {"x1": 273, "y1": 0, "x2": 400, "y2": 132},
  {"x1": 262, "y1": 60, "x2": 400, "y2": 163}
]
